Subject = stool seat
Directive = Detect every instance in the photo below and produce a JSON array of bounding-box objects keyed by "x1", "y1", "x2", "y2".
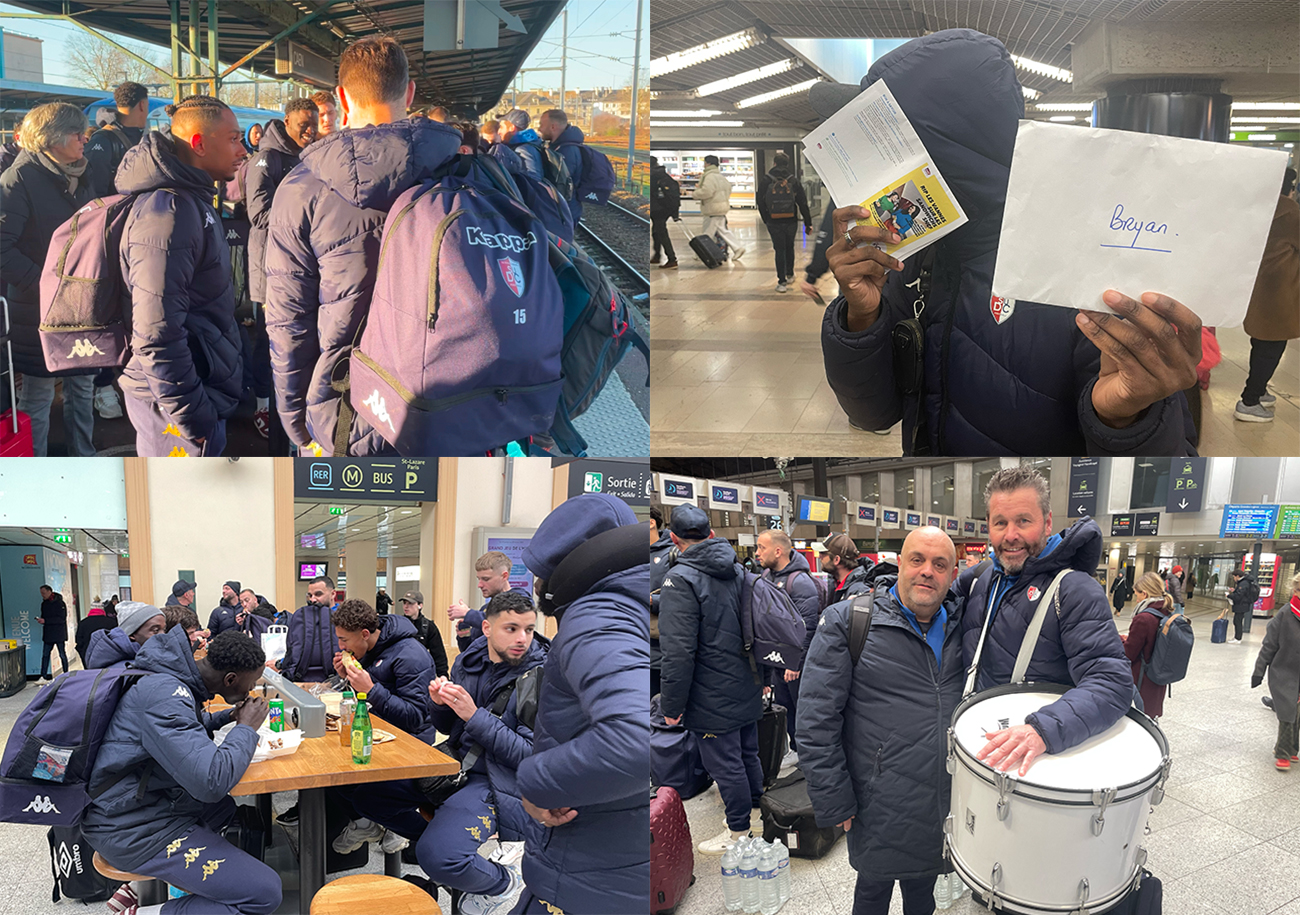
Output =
[
  {"x1": 91, "y1": 852, "x2": 153, "y2": 883},
  {"x1": 310, "y1": 874, "x2": 441, "y2": 914}
]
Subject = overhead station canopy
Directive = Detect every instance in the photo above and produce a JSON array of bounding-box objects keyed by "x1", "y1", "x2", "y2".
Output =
[
  {"x1": 3, "y1": 0, "x2": 566, "y2": 114},
  {"x1": 650, "y1": 0, "x2": 1299, "y2": 131}
]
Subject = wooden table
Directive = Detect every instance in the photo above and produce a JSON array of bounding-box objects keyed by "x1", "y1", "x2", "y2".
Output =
[{"x1": 228, "y1": 711, "x2": 457, "y2": 908}]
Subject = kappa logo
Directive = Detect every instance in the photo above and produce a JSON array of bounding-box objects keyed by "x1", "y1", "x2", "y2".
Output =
[
  {"x1": 22, "y1": 794, "x2": 60, "y2": 815},
  {"x1": 361, "y1": 389, "x2": 397, "y2": 434},
  {"x1": 662, "y1": 578, "x2": 674, "y2": 588},
  {"x1": 172, "y1": 685, "x2": 192, "y2": 699},
  {"x1": 225, "y1": 228, "x2": 241, "y2": 241},
  {"x1": 762, "y1": 650, "x2": 786, "y2": 665},
  {"x1": 990, "y1": 295, "x2": 1016, "y2": 325},
  {"x1": 90, "y1": 143, "x2": 104, "y2": 151},
  {"x1": 498, "y1": 257, "x2": 525, "y2": 298},
  {"x1": 465, "y1": 225, "x2": 538, "y2": 253},
  {"x1": 1027, "y1": 586, "x2": 1041, "y2": 602},
  {"x1": 66, "y1": 338, "x2": 106, "y2": 359},
  {"x1": 255, "y1": 159, "x2": 269, "y2": 168},
  {"x1": 203, "y1": 210, "x2": 215, "y2": 228}
]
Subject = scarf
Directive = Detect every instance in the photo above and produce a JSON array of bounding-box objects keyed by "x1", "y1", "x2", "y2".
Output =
[
  {"x1": 1290, "y1": 595, "x2": 1300, "y2": 620},
  {"x1": 42, "y1": 152, "x2": 88, "y2": 195}
]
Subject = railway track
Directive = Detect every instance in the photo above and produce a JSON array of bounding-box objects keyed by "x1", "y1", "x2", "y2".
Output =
[{"x1": 575, "y1": 204, "x2": 650, "y2": 319}]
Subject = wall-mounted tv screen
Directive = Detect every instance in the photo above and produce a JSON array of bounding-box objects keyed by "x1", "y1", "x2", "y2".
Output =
[
  {"x1": 298, "y1": 562, "x2": 329, "y2": 581},
  {"x1": 796, "y1": 495, "x2": 832, "y2": 524}
]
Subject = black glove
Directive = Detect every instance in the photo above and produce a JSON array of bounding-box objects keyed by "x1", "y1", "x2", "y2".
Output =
[
  {"x1": 805, "y1": 223, "x2": 813, "y2": 232},
  {"x1": 1251, "y1": 675, "x2": 1263, "y2": 689}
]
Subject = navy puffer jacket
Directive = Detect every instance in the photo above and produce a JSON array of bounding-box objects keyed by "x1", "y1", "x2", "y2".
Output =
[
  {"x1": 764, "y1": 549, "x2": 822, "y2": 659},
  {"x1": 649, "y1": 531, "x2": 674, "y2": 676},
  {"x1": 960, "y1": 517, "x2": 1133, "y2": 754},
  {"x1": 432, "y1": 633, "x2": 547, "y2": 840},
  {"x1": 208, "y1": 599, "x2": 239, "y2": 636},
  {"x1": 354, "y1": 613, "x2": 435, "y2": 741},
  {"x1": 821, "y1": 29, "x2": 1196, "y2": 456},
  {"x1": 264, "y1": 118, "x2": 462, "y2": 452},
  {"x1": 245, "y1": 118, "x2": 301, "y2": 304},
  {"x1": 659, "y1": 536, "x2": 764, "y2": 734},
  {"x1": 798, "y1": 579, "x2": 964, "y2": 881},
  {"x1": 116, "y1": 132, "x2": 243, "y2": 440},
  {"x1": 516, "y1": 496, "x2": 649, "y2": 914},
  {"x1": 831, "y1": 556, "x2": 877, "y2": 604},
  {"x1": 85, "y1": 626, "x2": 137, "y2": 669},
  {"x1": 82, "y1": 626, "x2": 247, "y2": 871}
]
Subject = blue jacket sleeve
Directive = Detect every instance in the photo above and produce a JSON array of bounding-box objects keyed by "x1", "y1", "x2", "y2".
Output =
[
  {"x1": 463, "y1": 696, "x2": 534, "y2": 771},
  {"x1": 656, "y1": 571, "x2": 701, "y2": 721},
  {"x1": 124, "y1": 195, "x2": 218, "y2": 441},
  {"x1": 0, "y1": 169, "x2": 39, "y2": 293},
  {"x1": 263, "y1": 181, "x2": 320, "y2": 446},
  {"x1": 514, "y1": 618, "x2": 647, "y2": 809},
  {"x1": 821, "y1": 293, "x2": 904, "y2": 432},
  {"x1": 137, "y1": 688, "x2": 259, "y2": 803},
  {"x1": 245, "y1": 152, "x2": 276, "y2": 231},
  {"x1": 365, "y1": 648, "x2": 432, "y2": 735},
  {"x1": 795, "y1": 604, "x2": 860, "y2": 828},
  {"x1": 1078, "y1": 378, "x2": 1197, "y2": 457},
  {"x1": 787, "y1": 573, "x2": 823, "y2": 658},
  {"x1": 1024, "y1": 574, "x2": 1135, "y2": 754}
]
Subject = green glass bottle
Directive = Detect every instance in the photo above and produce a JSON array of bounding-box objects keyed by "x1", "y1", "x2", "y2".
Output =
[{"x1": 351, "y1": 691, "x2": 372, "y2": 765}]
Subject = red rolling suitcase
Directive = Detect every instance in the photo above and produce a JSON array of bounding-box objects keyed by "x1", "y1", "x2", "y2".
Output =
[
  {"x1": 650, "y1": 786, "x2": 694, "y2": 915},
  {"x1": 0, "y1": 410, "x2": 33, "y2": 457},
  {"x1": 0, "y1": 297, "x2": 33, "y2": 457}
]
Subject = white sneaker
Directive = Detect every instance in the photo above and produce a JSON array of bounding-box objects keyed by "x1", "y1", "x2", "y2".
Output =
[
  {"x1": 698, "y1": 826, "x2": 750, "y2": 855},
  {"x1": 489, "y1": 839, "x2": 526, "y2": 870},
  {"x1": 332, "y1": 817, "x2": 385, "y2": 854},
  {"x1": 781, "y1": 748, "x2": 799, "y2": 770},
  {"x1": 776, "y1": 283, "x2": 788, "y2": 293},
  {"x1": 732, "y1": 246, "x2": 746, "y2": 260},
  {"x1": 459, "y1": 865, "x2": 523, "y2": 915},
  {"x1": 380, "y1": 828, "x2": 409, "y2": 854},
  {"x1": 94, "y1": 386, "x2": 123, "y2": 419}
]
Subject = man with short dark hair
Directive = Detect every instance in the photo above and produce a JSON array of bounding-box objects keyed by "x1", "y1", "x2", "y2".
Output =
[
  {"x1": 117, "y1": 94, "x2": 247, "y2": 456},
  {"x1": 428, "y1": 105, "x2": 450, "y2": 123},
  {"x1": 277, "y1": 575, "x2": 339, "y2": 682},
  {"x1": 692, "y1": 153, "x2": 744, "y2": 260},
  {"x1": 310, "y1": 89, "x2": 338, "y2": 136},
  {"x1": 537, "y1": 108, "x2": 585, "y2": 224},
  {"x1": 35, "y1": 584, "x2": 69, "y2": 679},
  {"x1": 499, "y1": 108, "x2": 543, "y2": 180},
  {"x1": 1227, "y1": 568, "x2": 1259, "y2": 642},
  {"x1": 649, "y1": 156, "x2": 680, "y2": 270},
  {"x1": 659, "y1": 504, "x2": 764, "y2": 854},
  {"x1": 85, "y1": 600, "x2": 167, "y2": 668},
  {"x1": 756, "y1": 528, "x2": 821, "y2": 764},
  {"x1": 86, "y1": 81, "x2": 149, "y2": 196},
  {"x1": 266, "y1": 36, "x2": 462, "y2": 454},
  {"x1": 83, "y1": 628, "x2": 280, "y2": 915},
  {"x1": 959, "y1": 466, "x2": 1132, "y2": 775},
  {"x1": 824, "y1": 532, "x2": 875, "y2": 604},
  {"x1": 397, "y1": 590, "x2": 448, "y2": 678},
  {"x1": 164, "y1": 603, "x2": 206, "y2": 652},
  {"x1": 756, "y1": 151, "x2": 811, "y2": 292},
  {"x1": 209, "y1": 581, "x2": 243, "y2": 635}
]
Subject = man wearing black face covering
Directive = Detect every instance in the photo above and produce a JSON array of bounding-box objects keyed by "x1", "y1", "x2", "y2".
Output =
[
  {"x1": 81, "y1": 629, "x2": 282, "y2": 914},
  {"x1": 817, "y1": 29, "x2": 1199, "y2": 456}
]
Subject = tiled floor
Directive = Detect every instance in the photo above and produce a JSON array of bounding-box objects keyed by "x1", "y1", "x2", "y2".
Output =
[
  {"x1": 652, "y1": 208, "x2": 1299, "y2": 457},
  {"x1": 677, "y1": 594, "x2": 1300, "y2": 914}
]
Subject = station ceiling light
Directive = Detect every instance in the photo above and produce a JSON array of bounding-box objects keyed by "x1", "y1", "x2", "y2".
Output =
[
  {"x1": 1036, "y1": 102, "x2": 1094, "y2": 111},
  {"x1": 1232, "y1": 102, "x2": 1300, "y2": 110},
  {"x1": 737, "y1": 78, "x2": 822, "y2": 109},
  {"x1": 1021, "y1": 86, "x2": 1041, "y2": 101},
  {"x1": 650, "y1": 109, "x2": 727, "y2": 118},
  {"x1": 1234, "y1": 125, "x2": 1268, "y2": 132},
  {"x1": 695, "y1": 59, "x2": 801, "y2": 97},
  {"x1": 650, "y1": 120, "x2": 746, "y2": 127},
  {"x1": 1232, "y1": 116, "x2": 1300, "y2": 124},
  {"x1": 1247, "y1": 134, "x2": 1278, "y2": 141},
  {"x1": 1010, "y1": 54, "x2": 1073, "y2": 83},
  {"x1": 1048, "y1": 115, "x2": 1077, "y2": 122},
  {"x1": 650, "y1": 28, "x2": 763, "y2": 78}
]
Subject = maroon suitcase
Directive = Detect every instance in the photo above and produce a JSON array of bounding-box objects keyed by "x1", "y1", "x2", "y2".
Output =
[{"x1": 650, "y1": 786, "x2": 695, "y2": 915}]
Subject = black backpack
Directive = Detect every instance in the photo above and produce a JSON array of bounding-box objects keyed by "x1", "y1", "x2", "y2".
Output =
[
  {"x1": 47, "y1": 824, "x2": 118, "y2": 903},
  {"x1": 766, "y1": 175, "x2": 797, "y2": 219}
]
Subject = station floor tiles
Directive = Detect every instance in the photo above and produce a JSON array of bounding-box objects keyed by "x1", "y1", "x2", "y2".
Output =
[
  {"x1": 676, "y1": 595, "x2": 1300, "y2": 915},
  {"x1": 651, "y1": 208, "x2": 1298, "y2": 457},
  {"x1": 0, "y1": 654, "x2": 497, "y2": 915}
]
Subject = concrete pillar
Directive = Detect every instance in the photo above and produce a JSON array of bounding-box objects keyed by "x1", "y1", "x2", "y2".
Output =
[{"x1": 348, "y1": 540, "x2": 377, "y2": 608}]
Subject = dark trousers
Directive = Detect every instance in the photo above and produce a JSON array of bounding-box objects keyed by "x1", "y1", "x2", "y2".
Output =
[
  {"x1": 135, "y1": 798, "x2": 281, "y2": 914},
  {"x1": 40, "y1": 641, "x2": 67, "y2": 677},
  {"x1": 650, "y1": 664, "x2": 660, "y2": 698},
  {"x1": 771, "y1": 675, "x2": 800, "y2": 751},
  {"x1": 1234, "y1": 609, "x2": 1247, "y2": 640},
  {"x1": 853, "y1": 874, "x2": 938, "y2": 915},
  {"x1": 696, "y1": 722, "x2": 764, "y2": 831},
  {"x1": 124, "y1": 392, "x2": 227, "y2": 457},
  {"x1": 1275, "y1": 700, "x2": 1300, "y2": 761},
  {"x1": 768, "y1": 219, "x2": 798, "y2": 281},
  {"x1": 339, "y1": 774, "x2": 511, "y2": 896},
  {"x1": 1242, "y1": 338, "x2": 1289, "y2": 405},
  {"x1": 652, "y1": 217, "x2": 676, "y2": 263}
]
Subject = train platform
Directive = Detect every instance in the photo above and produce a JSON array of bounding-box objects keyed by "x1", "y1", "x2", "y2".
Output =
[
  {"x1": 651, "y1": 207, "x2": 1299, "y2": 457},
  {"x1": 673, "y1": 593, "x2": 1300, "y2": 915}
]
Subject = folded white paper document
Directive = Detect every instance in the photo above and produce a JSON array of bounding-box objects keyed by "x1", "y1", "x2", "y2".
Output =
[
  {"x1": 992, "y1": 120, "x2": 1288, "y2": 328},
  {"x1": 802, "y1": 81, "x2": 967, "y2": 261}
]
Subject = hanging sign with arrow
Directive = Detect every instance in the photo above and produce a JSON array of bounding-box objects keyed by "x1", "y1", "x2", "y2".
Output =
[
  {"x1": 1165, "y1": 457, "x2": 1206, "y2": 513},
  {"x1": 1068, "y1": 457, "x2": 1100, "y2": 518}
]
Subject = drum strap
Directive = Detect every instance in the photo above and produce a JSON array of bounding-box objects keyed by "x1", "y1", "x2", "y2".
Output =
[{"x1": 1010, "y1": 568, "x2": 1073, "y2": 684}]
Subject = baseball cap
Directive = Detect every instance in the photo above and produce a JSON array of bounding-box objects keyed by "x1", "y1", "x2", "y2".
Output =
[
  {"x1": 172, "y1": 578, "x2": 196, "y2": 597},
  {"x1": 668, "y1": 505, "x2": 711, "y2": 540},
  {"x1": 823, "y1": 533, "x2": 859, "y2": 559},
  {"x1": 400, "y1": 591, "x2": 424, "y2": 604},
  {"x1": 502, "y1": 108, "x2": 530, "y2": 129}
]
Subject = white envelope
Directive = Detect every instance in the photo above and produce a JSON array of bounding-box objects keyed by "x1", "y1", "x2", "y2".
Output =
[{"x1": 992, "y1": 121, "x2": 1288, "y2": 328}]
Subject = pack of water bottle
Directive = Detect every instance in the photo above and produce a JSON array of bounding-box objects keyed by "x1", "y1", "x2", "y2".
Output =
[
  {"x1": 934, "y1": 871, "x2": 969, "y2": 909},
  {"x1": 720, "y1": 836, "x2": 790, "y2": 913}
]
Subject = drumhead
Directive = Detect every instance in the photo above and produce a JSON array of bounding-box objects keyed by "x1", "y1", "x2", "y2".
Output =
[{"x1": 953, "y1": 686, "x2": 1164, "y2": 791}]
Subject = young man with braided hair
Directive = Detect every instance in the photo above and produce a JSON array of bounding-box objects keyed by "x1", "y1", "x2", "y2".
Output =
[{"x1": 116, "y1": 94, "x2": 247, "y2": 456}]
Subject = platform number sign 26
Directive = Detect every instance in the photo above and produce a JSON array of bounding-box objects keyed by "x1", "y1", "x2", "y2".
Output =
[{"x1": 584, "y1": 472, "x2": 603, "y2": 494}]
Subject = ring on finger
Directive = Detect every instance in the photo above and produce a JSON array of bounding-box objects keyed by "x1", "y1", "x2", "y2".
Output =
[{"x1": 843, "y1": 230, "x2": 855, "y2": 247}]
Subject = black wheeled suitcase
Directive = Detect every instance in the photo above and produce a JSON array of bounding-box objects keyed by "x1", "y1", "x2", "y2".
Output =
[
  {"x1": 678, "y1": 221, "x2": 724, "y2": 268},
  {"x1": 756, "y1": 697, "x2": 788, "y2": 787},
  {"x1": 759, "y1": 768, "x2": 844, "y2": 859}
]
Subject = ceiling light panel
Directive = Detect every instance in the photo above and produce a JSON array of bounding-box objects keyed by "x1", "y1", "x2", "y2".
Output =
[
  {"x1": 737, "y1": 78, "x2": 822, "y2": 109},
  {"x1": 650, "y1": 29, "x2": 762, "y2": 78},
  {"x1": 695, "y1": 59, "x2": 800, "y2": 97}
]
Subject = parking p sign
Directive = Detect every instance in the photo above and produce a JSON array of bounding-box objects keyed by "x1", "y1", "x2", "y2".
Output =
[{"x1": 584, "y1": 472, "x2": 603, "y2": 493}]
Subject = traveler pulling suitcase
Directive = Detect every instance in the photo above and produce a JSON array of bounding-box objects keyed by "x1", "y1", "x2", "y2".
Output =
[
  {"x1": 677, "y1": 220, "x2": 725, "y2": 269},
  {"x1": 650, "y1": 786, "x2": 694, "y2": 915},
  {"x1": 1212, "y1": 617, "x2": 1229, "y2": 643},
  {"x1": 757, "y1": 696, "x2": 789, "y2": 788},
  {"x1": 760, "y1": 768, "x2": 844, "y2": 859}
]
